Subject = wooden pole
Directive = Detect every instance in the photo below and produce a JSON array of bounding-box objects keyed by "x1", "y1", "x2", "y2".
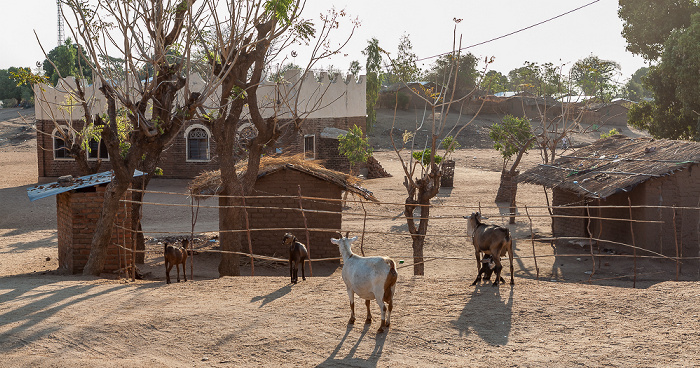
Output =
[
  {"x1": 628, "y1": 197, "x2": 636, "y2": 288},
  {"x1": 189, "y1": 195, "x2": 200, "y2": 281},
  {"x1": 131, "y1": 191, "x2": 136, "y2": 282},
  {"x1": 524, "y1": 205, "x2": 539, "y2": 279},
  {"x1": 241, "y1": 195, "x2": 254, "y2": 276},
  {"x1": 673, "y1": 207, "x2": 679, "y2": 281},
  {"x1": 680, "y1": 208, "x2": 684, "y2": 276},
  {"x1": 596, "y1": 199, "x2": 603, "y2": 271},
  {"x1": 586, "y1": 204, "x2": 596, "y2": 283},
  {"x1": 360, "y1": 197, "x2": 367, "y2": 257},
  {"x1": 298, "y1": 186, "x2": 313, "y2": 277}
]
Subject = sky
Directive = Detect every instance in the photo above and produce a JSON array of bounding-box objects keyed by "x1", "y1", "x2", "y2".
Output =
[{"x1": 0, "y1": 0, "x2": 649, "y2": 82}]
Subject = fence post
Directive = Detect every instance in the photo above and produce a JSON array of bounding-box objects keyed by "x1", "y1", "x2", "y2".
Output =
[
  {"x1": 586, "y1": 204, "x2": 596, "y2": 283},
  {"x1": 298, "y1": 185, "x2": 313, "y2": 277},
  {"x1": 628, "y1": 197, "x2": 636, "y2": 288},
  {"x1": 673, "y1": 207, "x2": 679, "y2": 281},
  {"x1": 524, "y1": 205, "x2": 539, "y2": 280}
]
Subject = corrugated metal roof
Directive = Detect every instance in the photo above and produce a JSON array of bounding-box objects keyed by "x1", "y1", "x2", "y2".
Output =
[{"x1": 27, "y1": 170, "x2": 146, "y2": 202}]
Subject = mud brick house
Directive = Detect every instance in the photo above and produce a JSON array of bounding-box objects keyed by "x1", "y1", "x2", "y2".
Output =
[
  {"x1": 27, "y1": 171, "x2": 145, "y2": 274},
  {"x1": 190, "y1": 155, "x2": 377, "y2": 260},
  {"x1": 580, "y1": 99, "x2": 632, "y2": 128},
  {"x1": 519, "y1": 135, "x2": 700, "y2": 267},
  {"x1": 33, "y1": 70, "x2": 366, "y2": 182}
]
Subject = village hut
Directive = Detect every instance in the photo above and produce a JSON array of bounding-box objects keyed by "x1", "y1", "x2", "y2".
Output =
[
  {"x1": 189, "y1": 155, "x2": 378, "y2": 260},
  {"x1": 518, "y1": 135, "x2": 700, "y2": 267},
  {"x1": 26, "y1": 171, "x2": 145, "y2": 274}
]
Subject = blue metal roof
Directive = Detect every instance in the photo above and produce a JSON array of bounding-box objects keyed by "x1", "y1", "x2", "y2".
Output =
[{"x1": 27, "y1": 170, "x2": 146, "y2": 202}]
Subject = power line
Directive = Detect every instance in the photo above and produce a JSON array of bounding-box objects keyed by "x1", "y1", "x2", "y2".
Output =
[{"x1": 416, "y1": 0, "x2": 602, "y2": 63}]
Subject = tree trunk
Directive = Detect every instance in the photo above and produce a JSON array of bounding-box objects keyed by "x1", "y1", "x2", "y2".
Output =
[
  {"x1": 411, "y1": 236, "x2": 425, "y2": 275},
  {"x1": 82, "y1": 180, "x2": 130, "y2": 276},
  {"x1": 217, "y1": 146, "x2": 242, "y2": 277}
]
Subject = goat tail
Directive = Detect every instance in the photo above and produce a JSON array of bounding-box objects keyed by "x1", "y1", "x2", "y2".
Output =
[
  {"x1": 387, "y1": 259, "x2": 398, "y2": 277},
  {"x1": 505, "y1": 228, "x2": 511, "y2": 241}
]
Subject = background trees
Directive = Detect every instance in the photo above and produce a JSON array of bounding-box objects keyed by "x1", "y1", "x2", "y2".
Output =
[
  {"x1": 0, "y1": 67, "x2": 34, "y2": 106},
  {"x1": 42, "y1": 39, "x2": 92, "y2": 85},
  {"x1": 423, "y1": 53, "x2": 478, "y2": 99},
  {"x1": 570, "y1": 55, "x2": 621, "y2": 101}
]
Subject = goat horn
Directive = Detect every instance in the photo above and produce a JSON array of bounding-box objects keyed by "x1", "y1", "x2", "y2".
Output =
[{"x1": 345, "y1": 231, "x2": 349, "y2": 238}]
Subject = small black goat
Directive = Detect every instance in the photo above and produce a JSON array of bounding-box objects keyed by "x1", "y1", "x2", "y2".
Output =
[
  {"x1": 474, "y1": 254, "x2": 506, "y2": 285},
  {"x1": 164, "y1": 239, "x2": 188, "y2": 284},
  {"x1": 283, "y1": 233, "x2": 308, "y2": 284},
  {"x1": 464, "y1": 212, "x2": 514, "y2": 286}
]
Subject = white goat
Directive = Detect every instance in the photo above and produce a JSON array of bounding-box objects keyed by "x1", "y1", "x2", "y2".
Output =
[{"x1": 331, "y1": 235, "x2": 398, "y2": 333}]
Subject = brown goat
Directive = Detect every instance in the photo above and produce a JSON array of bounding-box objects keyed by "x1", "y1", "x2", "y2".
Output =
[
  {"x1": 283, "y1": 233, "x2": 308, "y2": 284},
  {"x1": 464, "y1": 212, "x2": 514, "y2": 286},
  {"x1": 164, "y1": 239, "x2": 188, "y2": 284}
]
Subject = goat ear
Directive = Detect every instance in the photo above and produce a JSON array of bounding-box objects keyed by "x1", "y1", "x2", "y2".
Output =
[
  {"x1": 330, "y1": 238, "x2": 339, "y2": 245},
  {"x1": 349, "y1": 236, "x2": 358, "y2": 242}
]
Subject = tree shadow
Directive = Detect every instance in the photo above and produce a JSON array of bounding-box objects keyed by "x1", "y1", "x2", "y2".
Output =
[
  {"x1": 250, "y1": 284, "x2": 293, "y2": 308},
  {"x1": 0, "y1": 233, "x2": 57, "y2": 254},
  {"x1": 316, "y1": 323, "x2": 388, "y2": 367},
  {"x1": 451, "y1": 285, "x2": 514, "y2": 346},
  {"x1": 0, "y1": 277, "x2": 123, "y2": 352},
  {"x1": 0, "y1": 185, "x2": 57, "y2": 236}
]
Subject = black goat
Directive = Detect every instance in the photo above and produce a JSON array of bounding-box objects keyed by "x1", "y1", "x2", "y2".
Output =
[{"x1": 283, "y1": 233, "x2": 308, "y2": 284}]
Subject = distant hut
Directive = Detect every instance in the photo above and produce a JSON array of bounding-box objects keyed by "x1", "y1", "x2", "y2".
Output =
[
  {"x1": 189, "y1": 155, "x2": 377, "y2": 260},
  {"x1": 518, "y1": 135, "x2": 700, "y2": 266}
]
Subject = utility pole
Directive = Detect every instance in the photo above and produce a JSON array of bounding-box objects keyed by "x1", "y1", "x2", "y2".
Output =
[{"x1": 57, "y1": 0, "x2": 65, "y2": 46}]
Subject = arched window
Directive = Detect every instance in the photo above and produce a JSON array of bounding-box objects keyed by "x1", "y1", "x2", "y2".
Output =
[
  {"x1": 185, "y1": 124, "x2": 211, "y2": 162},
  {"x1": 52, "y1": 126, "x2": 73, "y2": 160},
  {"x1": 87, "y1": 138, "x2": 109, "y2": 160}
]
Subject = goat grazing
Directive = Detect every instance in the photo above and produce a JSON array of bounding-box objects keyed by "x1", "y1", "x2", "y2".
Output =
[
  {"x1": 464, "y1": 212, "x2": 514, "y2": 286},
  {"x1": 164, "y1": 239, "x2": 188, "y2": 284},
  {"x1": 283, "y1": 233, "x2": 308, "y2": 284},
  {"x1": 331, "y1": 234, "x2": 397, "y2": 333}
]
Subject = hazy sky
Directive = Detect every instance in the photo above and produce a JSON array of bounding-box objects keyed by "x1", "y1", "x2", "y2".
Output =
[{"x1": 0, "y1": 0, "x2": 648, "y2": 82}]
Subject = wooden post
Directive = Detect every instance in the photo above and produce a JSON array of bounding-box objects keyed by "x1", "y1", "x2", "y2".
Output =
[
  {"x1": 359, "y1": 197, "x2": 367, "y2": 257},
  {"x1": 596, "y1": 199, "x2": 603, "y2": 271},
  {"x1": 241, "y1": 195, "x2": 254, "y2": 276},
  {"x1": 131, "y1": 197, "x2": 136, "y2": 282},
  {"x1": 628, "y1": 197, "x2": 636, "y2": 288},
  {"x1": 298, "y1": 186, "x2": 313, "y2": 277},
  {"x1": 524, "y1": 205, "x2": 539, "y2": 279},
  {"x1": 586, "y1": 204, "x2": 596, "y2": 283},
  {"x1": 673, "y1": 207, "x2": 679, "y2": 281},
  {"x1": 189, "y1": 195, "x2": 200, "y2": 281}
]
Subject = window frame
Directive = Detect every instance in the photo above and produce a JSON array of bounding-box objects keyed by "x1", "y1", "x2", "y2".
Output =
[
  {"x1": 184, "y1": 124, "x2": 212, "y2": 162},
  {"x1": 304, "y1": 134, "x2": 315, "y2": 160},
  {"x1": 52, "y1": 125, "x2": 74, "y2": 161}
]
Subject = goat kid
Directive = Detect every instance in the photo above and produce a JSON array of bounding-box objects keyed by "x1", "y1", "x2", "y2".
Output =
[
  {"x1": 283, "y1": 233, "x2": 309, "y2": 284},
  {"x1": 474, "y1": 254, "x2": 506, "y2": 285},
  {"x1": 164, "y1": 239, "x2": 188, "y2": 284},
  {"x1": 331, "y1": 234, "x2": 397, "y2": 333},
  {"x1": 464, "y1": 212, "x2": 514, "y2": 286}
]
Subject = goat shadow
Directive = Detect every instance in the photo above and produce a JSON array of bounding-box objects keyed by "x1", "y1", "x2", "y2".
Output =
[
  {"x1": 250, "y1": 284, "x2": 292, "y2": 308},
  {"x1": 316, "y1": 323, "x2": 387, "y2": 367},
  {"x1": 451, "y1": 285, "x2": 514, "y2": 346}
]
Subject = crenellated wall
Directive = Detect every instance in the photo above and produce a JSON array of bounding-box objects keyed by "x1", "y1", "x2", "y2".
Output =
[{"x1": 34, "y1": 70, "x2": 366, "y2": 121}]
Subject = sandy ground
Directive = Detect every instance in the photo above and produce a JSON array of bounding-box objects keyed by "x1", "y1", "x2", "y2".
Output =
[{"x1": 1, "y1": 107, "x2": 699, "y2": 367}]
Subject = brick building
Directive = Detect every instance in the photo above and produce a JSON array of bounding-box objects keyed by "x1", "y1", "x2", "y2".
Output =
[
  {"x1": 27, "y1": 171, "x2": 144, "y2": 274},
  {"x1": 34, "y1": 70, "x2": 366, "y2": 182},
  {"x1": 519, "y1": 135, "x2": 700, "y2": 265},
  {"x1": 190, "y1": 155, "x2": 377, "y2": 260}
]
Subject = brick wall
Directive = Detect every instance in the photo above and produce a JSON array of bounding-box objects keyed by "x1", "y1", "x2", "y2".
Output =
[
  {"x1": 56, "y1": 184, "x2": 134, "y2": 274},
  {"x1": 245, "y1": 168, "x2": 343, "y2": 261},
  {"x1": 551, "y1": 189, "x2": 587, "y2": 242},
  {"x1": 38, "y1": 116, "x2": 366, "y2": 180}
]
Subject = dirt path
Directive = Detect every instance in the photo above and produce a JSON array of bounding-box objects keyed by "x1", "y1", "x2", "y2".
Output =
[{"x1": 1, "y1": 110, "x2": 699, "y2": 367}]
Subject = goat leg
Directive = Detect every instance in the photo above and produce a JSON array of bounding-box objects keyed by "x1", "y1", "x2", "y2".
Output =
[
  {"x1": 289, "y1": 261, "x2": 295, "y2": 284},
  {"x1": 301, "y1": 259, "x2": 306, "y2": 281},
  {"x1": 365, "y1": 299, "x2": 372, "y2": 324},
  {"x1": 347, "y1": 289, "x2": 356, "y2": 324},
  {"x1": 376, "y1": 300, "x2": 387, "y2": 333}
]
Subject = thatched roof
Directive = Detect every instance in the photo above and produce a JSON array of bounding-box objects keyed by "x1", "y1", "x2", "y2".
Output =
[
  {"x1": 518, "y1": 135, "x2": 700, "y2": 199},
  {"x1": 189, "y1": 154, "x2": 378, "y2": 201}
]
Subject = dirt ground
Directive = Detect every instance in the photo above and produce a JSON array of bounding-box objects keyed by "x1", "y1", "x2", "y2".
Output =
[{"x1": 1, "y1": 107, "x2": 699, "y2": 367}]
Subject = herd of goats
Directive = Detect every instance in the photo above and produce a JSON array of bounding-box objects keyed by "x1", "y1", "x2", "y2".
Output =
[{"x1": 162, "y1": 212, "x2": 515, "y2": 333}]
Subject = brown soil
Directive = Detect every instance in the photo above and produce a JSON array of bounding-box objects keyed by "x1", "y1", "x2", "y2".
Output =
[{"x1": 0, "y1": 107, "x2": 698, "y2": 367}]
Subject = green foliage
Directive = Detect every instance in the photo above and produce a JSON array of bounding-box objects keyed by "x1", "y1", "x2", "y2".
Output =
[
  {"x1": 269, "y1": 63, "x2": 301, "y2": 82},
  {"x1": 507, "y1": 62, "x2": 567, "y2": 97},
  {"x1": 412, "y1": 148, "x2": 442, "y2": 166},
  {"x1": 628, "y1": 13, "x2": 700, "y2": 140},
  {"x1": 623, "y1": 67, "x2": 652, "y2": 101},
  {"x1": 489, "y1": 115, "x2": 535, "y2": 165},
  {"x1": 349, "y1": 60, "x2": 361, "y2": 77},
  {"x1": 570, "y1": 55, "x2": 621, "y2": 101},
  {"x1": 423, "y1": 53, "x2": 478, "y2": 98},
  {"x1": 265, "y1": 0, "x2": 295, "y2": 26},
  {"x1": 42, "y1": 39, "x2": 92, "y2": 85},
  {"x1": 387, "y1": 33, "x2": 419, "y2": 84},
  {"x1": 440, "y1": 135, "x2": 460, "y2": 153},
  {"x1": 338, "y1": 125, "x2": 372, "y2": 169},
  {"x1": 395, "y1": 91, "x2": 410, "y2": 110},
  {"x1": 0, "y1": 67, "x2": 36, "y2": 105},
  {"x1": 481, "y1": 70, "x2": 509, "y2": 94},
  {"x1": 363, "y1": 38, "x2": 383, "y2": 132},
  {"x1": 618, "y1": 0, "x2": 700, "y2": 60},
  {"x1": 600, "y1": 128, "x2": 620, "y2": 139}
]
